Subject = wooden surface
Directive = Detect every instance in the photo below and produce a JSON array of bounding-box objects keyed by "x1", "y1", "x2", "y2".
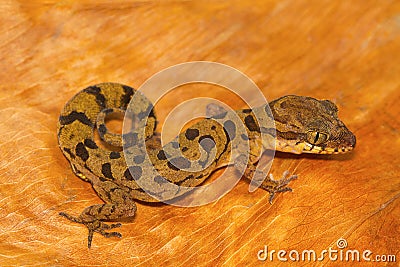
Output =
[{"x1": 1, "y1": 1, "x2": 399, "y2": 266}]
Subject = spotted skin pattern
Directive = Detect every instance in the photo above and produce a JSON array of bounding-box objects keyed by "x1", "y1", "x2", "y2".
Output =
[{"x1": 57, "y1": 83, "x2": 356, "y2": 248}]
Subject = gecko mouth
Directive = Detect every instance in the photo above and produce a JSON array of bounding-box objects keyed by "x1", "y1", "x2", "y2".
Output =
[
  {"x1": 276, "y1": 133, "x2": 356, "y2": 155},
  {"x1": 302, "y1": 143, "x2": 355, "y2": 154}
]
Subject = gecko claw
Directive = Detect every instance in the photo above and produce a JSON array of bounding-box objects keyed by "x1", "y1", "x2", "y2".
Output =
[
  {"x1": 85, "y1": 220, "x2": 123, "y2": 248},
  {"x1": 268, "y1": 187, "x2": 293, "y2": 204},
  {"x1": 267, "y1": 171, "x2": 298, "y2": 204}
]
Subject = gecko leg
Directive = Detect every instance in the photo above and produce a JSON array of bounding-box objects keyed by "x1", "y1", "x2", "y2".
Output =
[
  {"x1": 261, "y1": 171, "x2": 298, "y2": 203},
  {"x1": 234, "y1": 155, "x2": 298, "y2": 203},
  {"x1": 60, "y1": 182, "x2": 137, "y2": 248},
  {"x1": 59, "y1": 205, "x2": 124, "y2": 248}
]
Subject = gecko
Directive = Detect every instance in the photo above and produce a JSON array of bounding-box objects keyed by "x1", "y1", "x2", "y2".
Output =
[{"x1": 57, "y1": 82, "x2": 356, "y2": 248}]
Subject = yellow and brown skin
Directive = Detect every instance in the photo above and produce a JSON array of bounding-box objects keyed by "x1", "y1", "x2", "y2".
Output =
[{"x1": 57, "y1": 83, "x2": 356, "y2": 248}]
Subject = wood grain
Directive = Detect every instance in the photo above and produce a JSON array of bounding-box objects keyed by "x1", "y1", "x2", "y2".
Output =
[{"x1": 0, "y1": 1, "x2": 399, "y2": 266}]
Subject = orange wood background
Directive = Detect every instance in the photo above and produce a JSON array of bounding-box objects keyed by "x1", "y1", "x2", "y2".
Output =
[{"x1": 0, "y1": 1, "x2": 399, "y2": 266}]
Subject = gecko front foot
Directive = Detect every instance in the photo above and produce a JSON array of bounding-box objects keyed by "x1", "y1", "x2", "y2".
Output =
[
  {"x1": 264, "y1": 171, "x2": 298, "y2": 204},
  {"x1": 235, "y1": 154, "x2": 298, "y2": 204},
  {"x1": 59, "y1": 212, "x2": 122, "y2": 248}
]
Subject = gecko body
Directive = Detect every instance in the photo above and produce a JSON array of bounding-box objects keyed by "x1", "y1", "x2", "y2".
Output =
[{"x1": 57, "y1": 83, "x2": 356, "y2": 247}]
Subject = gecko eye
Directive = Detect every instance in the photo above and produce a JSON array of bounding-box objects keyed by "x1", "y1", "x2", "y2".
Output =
[{"x1": 306, "y1": 130, "x2": 328, "y2": 145}]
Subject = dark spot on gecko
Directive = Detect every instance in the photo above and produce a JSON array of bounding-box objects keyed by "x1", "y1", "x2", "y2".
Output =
[
  {"x1": 334, "y1": 147, "x2": 339, "y2": 153},
  {"x1": 110, "y1": 151, "x2": 121, "y2": 159},
  {"x1": 110, "y1": 205, "x2": 116, "y2": 214},
  {"x1": 198, "y1": 158, "x2": 209, "y2": 168},
  {"x1": 181, "y1": 147, "x2": 188, "y2": 152},
  {"x1": 128, "y1": 166, "x2": 142, "y2": 180},
  {"x1": 272, "y1": 113, "x2": 293, "y2": 126},
  {"x1": 240, "y1": 134, "x2": 249, "y2": 141},
  {"x1": 171, "y1": 142, "x2": 179, "y2": 149},
  {"x1": 222, "y1": 127, "x2": 231, "y2": 143},
  {"x1": 169, "y1": 156, "x2": 191, "y2": 170},
  {"x1": 199, "y1": 135, "x2": 215, "y2": 153},
  {"x1": 276, "y1": 130, "x2": 301, "y2": 140},
  {"x1": 121, "y1": 85, "x2": 134, "y2": 107},
  {"x1": 63, "y1": 147, "x2": 75, "y2": 159},
  {"x1": 242, "y1": 108, "x2": 252, "y2": 113},
  {"x1": 185, "y1": 128, "x2": 199, "y2": 140},
  {"x1": 218, "y1": 128, "x2": 231, "y2": 161},
  {"x1": 154, "y1": 175, "x2": 167, "y2": 184},
  {"x1": 260, "y1": 127, "x2": 276, "y2": 137},
  {"x1": 98, "y1": 176, "x2": 109, "y2": 182},
  {"x1": 265, "y1": 104, "x2": 270, "y2": 113},
  {"x1": 223, "y1": 120, "x2": 236, "y2": 139},
  {"x1": 101, "y1": 163, "x2": 114, "y2": 179},
  {"x1": 84, "y1": 85, "x2": 106, "y2": 109},
  {"x1": 98, "y1": 205, "x2": 105, "y2": 215},
  {"x1": 167, "y1": 161, "x2": 179, "y2": 171},
  {"x1": 98, "y1": 124, "x2": 107, "y2": 136},
  {"x1": 244, "y1": 115, "x2": 260, "y2": 132},
  {"x1": 103, "y1": 108, "x2": 115, "y2": 115},
  {"x1": 59, "y1": 111, "x2": 93, "y2": 127},
  {"x1": 212, "y1": 111, "x2": 228, "y2": 119},
  {"x1": 123, "y1": 132, "x2": 138, "y2": 147},
  {"x1": 134, "y1": 155, "x2": 145, "y2": 164},
  {"x1": 138, "y1": 104, "x2": 155, "y2": 120},
  {"x1": 75, "y1": 142, "x2": 89, "y2": 161},
  {"x1": 84, "y1": 138, "x2": 98, "y2": 149},
  {"x1": 157, "y1": 150, "x2": 167, "y2": 160},
  {"x1": 123, "y1": 166, "x2": 142, "y2": 181},
  {"x1": 211, "y1": 125, "x2": 216, "y2": 130},
  {"x1": 124, "y1": 168, "x2": 133, "y2": 180}
]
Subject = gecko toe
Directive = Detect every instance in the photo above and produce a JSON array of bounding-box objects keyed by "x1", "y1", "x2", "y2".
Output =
[
  {"x1": 267, "y1": 171, "x2": 298, "y2": 204},
  {"x1": 86, "y1": 221, "x2": 123, "y2": 248},
  {"x1": 60, "y1": 212, "x2": 123, "y2": 248}
]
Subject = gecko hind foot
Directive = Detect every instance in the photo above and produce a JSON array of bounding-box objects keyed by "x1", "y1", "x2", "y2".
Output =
[
  {"x1": 267, "y1": 171, "x2": 298, "y2": 204},
  {"x1": 59, "y1": 212, "x2": 122, "y2": 248}
]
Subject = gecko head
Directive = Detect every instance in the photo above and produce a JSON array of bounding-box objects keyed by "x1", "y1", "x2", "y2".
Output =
[{"x1": 269, "y1": 95, "x2": 356, "y2": 154}]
